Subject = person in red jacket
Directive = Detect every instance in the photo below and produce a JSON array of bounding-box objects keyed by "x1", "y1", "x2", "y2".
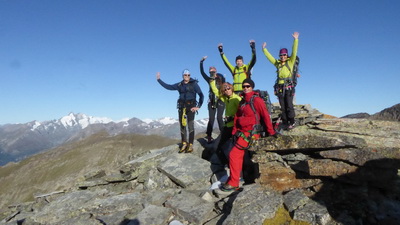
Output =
[{"x1": 214, "y1": 78, "x2": 277, "y2": 196}]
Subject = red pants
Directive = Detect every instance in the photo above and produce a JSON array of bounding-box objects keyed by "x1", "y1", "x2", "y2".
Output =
[{"x1": 227, "y1": 133, "x2": 259, "y2": 187}]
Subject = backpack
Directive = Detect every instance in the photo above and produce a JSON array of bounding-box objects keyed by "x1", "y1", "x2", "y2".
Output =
[
  {"x1": 254, "y1": 90, "x2": 273, "y2": 114},
  {"x1": 240, "y1": 90, "x2": 273, "y2": 138},
  {"x1": 290, "y1": 56, "x2": 300, "y2": 87}
]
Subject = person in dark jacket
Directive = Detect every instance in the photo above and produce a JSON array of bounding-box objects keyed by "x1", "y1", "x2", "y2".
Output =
[
  {"x1": 156, "y1": 69, "x2": 204, "y2": 153},
  {"x1": 200, "y1": 56, "x2": 225, "y2": 143}
]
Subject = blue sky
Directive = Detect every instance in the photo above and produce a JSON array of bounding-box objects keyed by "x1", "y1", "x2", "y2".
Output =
[{"x1": 1, "y1": 0, "x2": 399, "y2": 124}]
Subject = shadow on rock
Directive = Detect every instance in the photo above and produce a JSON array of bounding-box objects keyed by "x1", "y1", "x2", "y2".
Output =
[
  {"x1": 197, "y1": 135, "x2": 219, "y2": 161},
  {"x1": 311, "y1": 158, "x2": 400, "y2": 224},
  {"x1": 215, "y1": 191, "x2": 241, "y2": 225}
]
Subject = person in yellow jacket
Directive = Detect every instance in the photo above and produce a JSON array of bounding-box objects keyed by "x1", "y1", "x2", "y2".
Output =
[
  {"x1": 262, "y1": 32, "x2": 299, "y2": 130},
  {"x1": 210, "y1": 79, "x2": 241, "y2": 165},
  {"x1": 218, "y1": 40, "x2": 256, "y2": 93}
]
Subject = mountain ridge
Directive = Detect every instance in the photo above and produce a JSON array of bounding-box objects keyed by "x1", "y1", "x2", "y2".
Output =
[
  {"x1": 0, "y1": 113, "x2": 208, "y2": 166},
  {"x1": 1, "y1": 103, "x2": 398, "y2": 166},
  {"x1": 341, "y1": 103, "x2": 400, "y2": 121}
]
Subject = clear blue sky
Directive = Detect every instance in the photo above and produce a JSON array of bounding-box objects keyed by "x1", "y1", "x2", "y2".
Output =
[{"x1": 1, "y1": 0, "x2": 399, "y2": 124}]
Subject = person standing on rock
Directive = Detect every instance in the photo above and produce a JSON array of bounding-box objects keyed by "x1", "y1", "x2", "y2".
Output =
[
  {"x1": 156, "y1": 70, "x2": 204, "y2": 153},
  {"x1": 262, "y1": 32, "x2": 299, "y2": 130},
  {"x1": 200, "y1": 56, "x2": 226, "y2": 143},
  {"x1": 214, "y1": 79, "x2": 277, "y2": 196},
  {"x1": 218, "y1": 40, "x2": 256, "y2": 94},
  {"x1": 209, "y1": 79, "x2": 241, "y2": 166}
]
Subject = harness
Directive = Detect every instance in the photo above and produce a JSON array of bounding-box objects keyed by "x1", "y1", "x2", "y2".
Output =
[
  {"x1": 177, "y1": 81, "x2": 198, "y2": 109},
  {"x1": 233, "y1": 95, "x2": 263, "y2": 150},
  {"x1": 274, "y1": 61, "x2": 295, "y2": 96}
]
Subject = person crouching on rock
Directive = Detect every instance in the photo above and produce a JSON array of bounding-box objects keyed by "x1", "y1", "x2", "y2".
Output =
[
  {"x1": 209, "y1": 80, "x2": 241, "y2": 166},
  {"x1": 214, "y1": 78, "x2": 276, "y2": 196},
  {"x1": 156, "y1": 70, "x2": 204, "y2": 153}
]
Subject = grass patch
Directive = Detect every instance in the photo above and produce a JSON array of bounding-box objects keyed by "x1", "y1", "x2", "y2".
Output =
[{"x1": 0, "y1": 132, "x2": 177, "y2": 209}]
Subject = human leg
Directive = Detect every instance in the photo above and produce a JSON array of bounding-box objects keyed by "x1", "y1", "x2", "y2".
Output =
[
  {"x1": 178, "y1": 108, "x2": 188, "y2": 153},
  {"x1": 186, "y1": 108, "x2": 196, "y2": 152},
  {"x1": 216, "y1": 100, "x2": 225, "y2": 133},
  {"x1": 226, "y1": 136, "x2": 248, "y2": 187},
  {"x1": 278, "y1": 94, "x2": 288, "y2": 126},
  {"x1": 206, "y1": 102, "x2": 216, "y2": 139},
  {"x1": 216, "y1": 126, "x2": 233, "y2": 165},
  {"x1": 284, "y1": 90, "x2": 296, "y2": 126},
  {"x1": 178, "y1": 108, "x2": 187, "y2": 143}
]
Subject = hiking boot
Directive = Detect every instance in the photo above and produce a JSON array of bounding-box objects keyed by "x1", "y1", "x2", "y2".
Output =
[
  {"x1": 179, "y1": 142, "x2": 188, "y2": 153},
  {"x1": 213, "y1": 183, "x2": 239, "y2": 197},
  {"x1": 186, "y1": 143, "x2": 193, "y2": 153},
  {"x1": 207, "y1": 136, "x2": 214, "y2": 143},
  {"x1": 288, "y1": 122, "x2": 296, "y2": 130}
]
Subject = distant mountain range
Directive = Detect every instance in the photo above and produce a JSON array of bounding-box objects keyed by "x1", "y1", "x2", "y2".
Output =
[
  {"x1": 0, "y1": 113, "x2": 208, "y2": 166},
  {"x1": 2, "y1": 103, "x2": 398, "y2": 167},
  {"x1": 341, "y1": 103, "x2": 400, "y2": 121}
]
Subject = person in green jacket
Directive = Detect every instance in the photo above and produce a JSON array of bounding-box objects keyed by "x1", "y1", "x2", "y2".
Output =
[
  {"x1": 210, "y1": 79, "x2": 241, "y2": 165},
  {"x1": 262, "y1": 32, "x2": 299, "y2": 130},
  {"x1": 218, "y1": 40, "x2": 256, "y2": 94}
]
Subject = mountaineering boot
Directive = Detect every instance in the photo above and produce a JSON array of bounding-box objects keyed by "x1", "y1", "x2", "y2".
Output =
[
  {"x1": 288, "y1": 122, "x2": 296, "y2": 130},
  {"x1": 186, "y1": 143, "x2": 193, "y2": 153},
  {"x1": 213, "y1": 183, "x2": 239, "y2": 197},
  {"x1": 179, "y1": 142, "x2": 188, "y2": 153}
]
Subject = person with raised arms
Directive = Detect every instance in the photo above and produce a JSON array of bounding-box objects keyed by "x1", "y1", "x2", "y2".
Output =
[
  {"x1": 156, "y1": 70, "x2": 204, "y2": 153},
  {"x1": 218, "y1": 40, "x2": 256, "y2": 94}
]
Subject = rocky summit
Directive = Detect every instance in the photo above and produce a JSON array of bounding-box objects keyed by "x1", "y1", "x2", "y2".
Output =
[{"x1": 0, "y1": 117, "x2": 400, "y2": 225}]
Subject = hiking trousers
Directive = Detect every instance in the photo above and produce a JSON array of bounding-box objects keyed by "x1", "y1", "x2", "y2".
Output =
[
  {"x1": 216, "y1": 126, "x2": 233, "y2": 165},
  {"x1": 227, "y1": 133, "x2": 260, "y2": 187},
  {"x1": 278, "y1": 89, "x2": 295, "y2": 125},
  {"x1": 178, "y1": 107, "x2": 195, "y2": 144},
  {"x1": 206, "y1": 100, "x2": 225, "y2": 137}
]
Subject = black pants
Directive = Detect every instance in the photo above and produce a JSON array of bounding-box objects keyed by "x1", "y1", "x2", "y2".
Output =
[
  {"x1": 206, "y1": 100, "x2": 225, "y2": 137},
  {"x1": 278, "y1": 89, "x2": 295, "y2": 125},
  {"x1": 178, "y1": 106, "x2": 195, "y2": 144},
  {"x1": 215, "y1": 126, "x2": 233, "y2": 165}
]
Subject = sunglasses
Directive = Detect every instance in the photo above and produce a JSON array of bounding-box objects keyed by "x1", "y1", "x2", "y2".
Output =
[
  {"x1": 224, "y1": 87, "x2": 231, "y2": 91},
  {"x1": 279, "y1": 54, "x2": 288, "y2": 57},
  {"x1": 242, "y1": 85, "x2": 252, "y2": 89},
  {"x1": 183, "y1": 74, "x2": 190, "y2": 77}
]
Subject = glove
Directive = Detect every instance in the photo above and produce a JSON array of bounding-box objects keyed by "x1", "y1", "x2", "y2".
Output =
[
  {"x1": 250, "y1": 41, "x2": 255, "y2": 50},
  {"x1": 218, "y1": 45, "x2": 223, "y2": 53}
]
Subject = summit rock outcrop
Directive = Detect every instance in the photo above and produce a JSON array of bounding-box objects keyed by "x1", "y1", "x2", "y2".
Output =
[{"x1": 1, "y1": 116, "x2": 399, "y2": 224}]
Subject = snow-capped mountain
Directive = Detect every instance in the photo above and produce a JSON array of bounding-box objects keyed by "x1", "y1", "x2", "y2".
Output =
[
  {"x1": 58, "y1": 113, "x2": 113, "y2": 129},
  {"x1": 0, "y1": 113, "x2": 208, "y2": 166}
]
